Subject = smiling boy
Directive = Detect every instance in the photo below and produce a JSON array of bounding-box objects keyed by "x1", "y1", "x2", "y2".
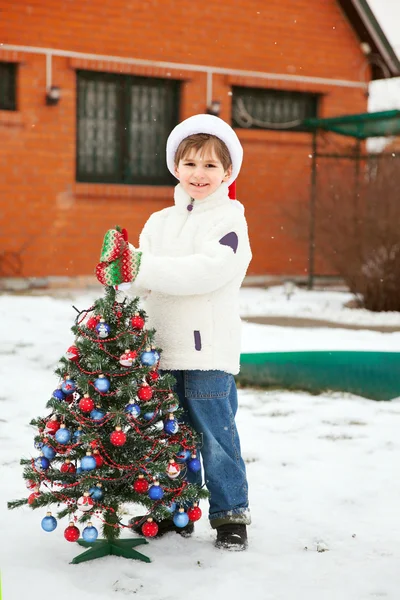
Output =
[{"x1": 97, "y1": 114, "x2": 252, "y2": 550}]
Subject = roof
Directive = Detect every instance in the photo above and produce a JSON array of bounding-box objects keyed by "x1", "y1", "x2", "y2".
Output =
[
  {"x1": 304, "y1": 109, "x2": 400, "y2": 139},
  {"x1": 337, "y1": 0, "x2": 400, "y2": 79}
]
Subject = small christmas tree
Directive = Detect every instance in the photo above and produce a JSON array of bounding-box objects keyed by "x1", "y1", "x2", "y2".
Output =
[{"x1": 8, "y1": 286, "x2": 207, "y2": 564}]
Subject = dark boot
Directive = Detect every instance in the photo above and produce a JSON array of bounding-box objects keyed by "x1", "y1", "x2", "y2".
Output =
[
  {"x1": 130, "y1": 516, "x2": 194, "y2": 538},
  {"x1": 215, "y1": 523, "x2": 248, "y2": 551}
]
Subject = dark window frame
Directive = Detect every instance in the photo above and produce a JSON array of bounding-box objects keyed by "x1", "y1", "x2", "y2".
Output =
[
  {"x1": 0, "y1": 62, "x2": 17, "y2": 111},
  {"x1": 232, "y1": 86, "x2": 319, "y2": 132},
  {"x1": 76, "y1": 70, "x2": 180, "y2": 186}
]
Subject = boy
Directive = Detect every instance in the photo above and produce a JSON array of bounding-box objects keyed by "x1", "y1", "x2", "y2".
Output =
[{"x1": 97, "y1": 114, "x2": 252, "y2": 550}]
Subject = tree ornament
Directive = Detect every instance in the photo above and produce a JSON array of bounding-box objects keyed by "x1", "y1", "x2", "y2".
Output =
[
  {"x1": 35, "y1": 455, "x2": 50, "y2": 471},
  {"x1": 81, "y1": 451, "x2": 97, "y2": 471},
  {"x1": 79, "y1": 394, "x2": 95, "y2": 413},
  {"x1": 140, "y1": 349, "x2": 157, "y2": 367},
  {"x1": 125, "y1": 402, "x2": 141, "y2": 417},
  {"x1": 150, "y1": 348, "x2": 160, "y2": 363},
  {"x1": 110, "y1": 426, "x2": 126, "y2": 447},
  {"x1": 89, "y1": 484, "x2": 104, "y2": 501},
  {"x1": 133, "y1": 474, "x2": 149, "y2": 494},
  {"x1": 187, "y1": 503, "x2": 202, "y2": 522},
  {"x1": 173, "y1": 508, "x2": 190, "y2": 528},
  {"x1": 73, "y1": 426, "x2": 84, "y2": 441},
  {"x1": 131, "y1": 313, "x2": 145, "y2": 330},
  {"x1": 64, "y1": 522, "x2": 80, "y2": 542},
  {"x1": 165, "y1": 397, "x2": 179, "y2": 413},
  {"x1": 42, "y1": 444, "x2": 56, "y2": 460},
  {"x1": 45, "y1": 418, "x2": 60, "y2": 435},
  {"x1": 148, "y1": 480, "x2": 164, "y2": 500},
  {"x1": 166, "y1": 458, "x2": 181, "y2": 479},
  {"x1": 41, "y1": 511, "x2": 57, "y2": 532},
  {"x1": 90, "y1": 407, "x2": 105, "y2": 421},
  {"x1": 26, "y1": 479, "x2": 37, "y2": 490},
  {"x1": 141, "y1": 518, "x2": 158, "y2": 538},
  {"x1": 60, "y1": 459, "x2": 76, "y2": 473},
  {"x1": 137, "y1": 383, "x2": 153, "y2": 401},
  {"x1": 66, "y1": 345, "x2": 79, "y2": 362},
  {"x1": 95, "y1": 318, "x2": 111, "y2": 338},
  {"x1": 176, "y1": 448, "x2": 191, "y2": 463},
  {"x1": 55, "y1": 424, "x2": 71, "y2": 445},
  {"x1": 119, "y1": 349, "x2": 137, "y2": 367},
  {"x1": 64, "y1": 393, "x2": 75, "y2": 404},
  {"x1": 34, "y1": 440, "x2": 43, "y2": 450},
  {"x1": 86, "y1": 314, "x2": 100, "y2": 330},
  {"x1": 165, "y1": 501, "x2": 177, "y2": 514},
  {"x1": 82, "y1": 522, "x2": 98, "y2": 543},
  {"x1": 93, "y1": 449, "x2": 104, "y2": 467},
  {"x1": 147, "y1": 370, "x2": 160, "y2": 383},
  {"x1": 77, "y1": 492, "x2": 94, "y2": 512},
  {"x1": 164, "y1": 414, "x2": 179, "y2": 435},
  {"x1": 94, "y1": 374, "x2": 110, "y2": 393},
  {"x1": 28, "y1": 488, "x2": 40, "y2": 504},
  {"x1": 61, "y1": 377, "x2": 77, "y2": 394},
  {"x1": 143, "y1": 410, "x2": 158, "y2": 421},
  {"x1": 52, "y1": 387, "x2": 66, "y2": 401},
  {"x1": 188, "y1": 453, "x2": 201, "y2": 473}
]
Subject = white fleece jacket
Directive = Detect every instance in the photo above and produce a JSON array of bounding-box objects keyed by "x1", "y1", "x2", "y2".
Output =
[{"x1": 131, "y1": 182, "x2": 252, "y2": 374}]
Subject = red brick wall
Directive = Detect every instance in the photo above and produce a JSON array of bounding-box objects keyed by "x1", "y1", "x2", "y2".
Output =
[{"x1": 0, "y1": 0, "x2": 369, "y2": 278}]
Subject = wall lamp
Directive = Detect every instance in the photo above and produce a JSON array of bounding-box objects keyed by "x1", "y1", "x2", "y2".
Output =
[
  {"x1": 206, "y1": 100, "x2": 221, "y2": 117},
  {"x1": 46, "y1": 85, "x2": 61, "y2": 106}
]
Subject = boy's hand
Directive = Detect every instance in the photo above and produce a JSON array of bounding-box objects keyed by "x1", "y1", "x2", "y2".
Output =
[{"x1": 95, "y1": 228, "x2": 142, "y2": 286}]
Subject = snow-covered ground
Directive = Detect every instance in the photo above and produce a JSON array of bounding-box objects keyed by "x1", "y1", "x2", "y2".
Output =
[{"x1": 1, "y1": 288, "x2": 400, "y2": 600}]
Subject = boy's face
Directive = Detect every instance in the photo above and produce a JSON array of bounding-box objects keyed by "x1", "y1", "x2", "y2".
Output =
[{"x1": 174, "y1": 147, "x2": 232, "y2": 200}]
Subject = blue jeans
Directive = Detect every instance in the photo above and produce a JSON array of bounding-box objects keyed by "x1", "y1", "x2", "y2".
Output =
[{"x1": 167, "y1": 370, "x2": 250, "y2": 528}]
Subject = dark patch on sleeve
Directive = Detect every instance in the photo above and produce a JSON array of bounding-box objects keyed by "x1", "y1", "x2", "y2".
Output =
[
  {"x1": 194, "y1": 331, "x2": 202, "y2": 351},
  {"x1": 219, "y1": 232, "x2": 238, "y2": 254}
]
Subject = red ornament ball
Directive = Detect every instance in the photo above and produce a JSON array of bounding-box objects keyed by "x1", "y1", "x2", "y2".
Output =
[
  {"x1": 86, "y1": 315, "x2": 101, "y2": 330},
  {"x1": 28, "y1": 491, "x2": 40, "y2": 505},
  {"x1": 147, "y1": 370, "x2": 160, "y2": 382},
  {"x1": 66, "y1": 345, "x2": 79, "y2": 362},
  {"x1": 79, "y1": 395, "x2": 95, "y2": 413},
  {"x1": 64, "y1": 523, "x2": 80, "y2": 542},
  {"x1": 60, "y1": 460, "x2": 76, "y2": 473},
  {"x1": 46, "y1": 419, "x2": 60, "y2": 435},
  {"x1": 64, "y1": 394, "x2": 74, "y2": 404},
  {"x1": 110, "y1": 428, "x2": 126, "y2": 446},
  {"x1": 131, "y1": 314, "x2": 145, "y2": 330},
  {"x1": 133, "y1": 476, "x2": 149, "y2": 494},
  {"x1": 93, "y1": 451, "x2": 104, "y2": 468},
  {"x1": 141, "y1": 518, "x2": 158, "y2": 538},
  {"x1": 138, "y1": 385, "x2": 153, "y2": 401},
  {"x1": 187, "y1": 505, "x2": 202, "y2": 522}
]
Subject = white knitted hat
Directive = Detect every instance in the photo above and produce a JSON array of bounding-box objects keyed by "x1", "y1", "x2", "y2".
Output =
[{"x1": 166, "y1": 114, "x2": 243, "y2": 186}]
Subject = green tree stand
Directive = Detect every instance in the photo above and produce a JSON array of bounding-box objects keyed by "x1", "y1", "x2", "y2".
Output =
[{"x1": 71, "y1": 538, "x2": 150, "y2": 564}]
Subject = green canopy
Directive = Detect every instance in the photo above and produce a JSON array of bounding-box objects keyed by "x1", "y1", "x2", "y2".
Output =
[{"x1": 303, "y1": 110, "x2": 400, "y2": 140}]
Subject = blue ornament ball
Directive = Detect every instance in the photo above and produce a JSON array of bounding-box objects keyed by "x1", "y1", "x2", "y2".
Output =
[
  {"x1": 55, "y1": 427, "x2": 71, "y2": 445},
  {"x1": 35, "y1": 456, "x2": 50, "y2": 471},
  {"x1": 187, "y1": 456, "x2": 201, "y2": 473},
  {"x1": 176, "y1": 448, "x2": 191, "y2": 463},
  {"x1": 143, "y1": 410, "x2": 158, "y2": 421},
  {"x1": 89, "y1": 486, "x2": 104, "y2": 501},
  {"x1": 94, "y1": 376, "x2": 110, "y2": 393},
  {"x1": 173, "y1": 510, "x2": 189, "y2": 528},
  {"x1": 148, "y1": 483, "x2": 164, "y2": 500},
  {"x1": 125, "y1": 402, "x2": 141, "y2": 417},
  {"x1": 140, "y1": 351, "x2": 157, "y2": 366},
  {"x1": 82, "y1": 524, "x2": 99, "y2": 542},
  {"x1": 73, "y1": 428, "x2": 84, "y2": 440},
  {"x1": 90, "y1": 408, "x2": 105, "y2": 421},
  {"x1": 52, "y1": 388, "x2": 66, "y2": 401},
  {"x1": 81, "y1": 454, "x2": 97, "y2": 471},
  {"x1": 34, "y1": 440, "x2": 43, "y2": 450},
  {"x1": 41, "y1": 513, "x2": 57, "y2": 532},
  {"x1": 42, "y1": 445, "x2": 56, "y2": 460},
  {"x1": 165, "y1": 501, "x2": 177, "y2": 514},
  {"x1": 95, "y1": 320, "x2": 110, "y2": 339},
  {"x1": 61, "y1": 379, "x2": 76, "y2": 394},
  {"x1": 164, "y1": 417, "x2": 179, "y2": 435}
]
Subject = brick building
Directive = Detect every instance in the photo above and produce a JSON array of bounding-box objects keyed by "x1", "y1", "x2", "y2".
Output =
[{"x1": 0, "y1": 0, "x2": 399, "y2": 283}]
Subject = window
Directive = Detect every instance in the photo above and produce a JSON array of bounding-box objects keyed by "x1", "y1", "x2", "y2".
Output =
[
  {"x1": 76, "y1": 71, "x2": 180, "y2": 185},
  {"x1": 232, "y1": 87, "x2": 319, "y2": 132},
  {"x1": 0, "y1": 63, "x2": 17, "y2": 111}
]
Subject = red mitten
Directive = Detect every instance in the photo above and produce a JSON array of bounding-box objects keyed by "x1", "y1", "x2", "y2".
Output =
[
  {"x1": 96, "y1": 246, "x2": 142, "y2": 287},
  {"x1": 99, "y1": 228, "x2": 128, "y2": 263}
]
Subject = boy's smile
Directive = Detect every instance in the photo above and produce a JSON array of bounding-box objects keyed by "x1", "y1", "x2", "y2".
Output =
[{"x1": 174, "y1": 148, "x2": 232, "y2": 200}]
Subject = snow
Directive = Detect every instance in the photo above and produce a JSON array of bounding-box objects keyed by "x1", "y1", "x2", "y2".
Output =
[{"x1": 1, "y1": 288, "x2": 400, "y2": 599}]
